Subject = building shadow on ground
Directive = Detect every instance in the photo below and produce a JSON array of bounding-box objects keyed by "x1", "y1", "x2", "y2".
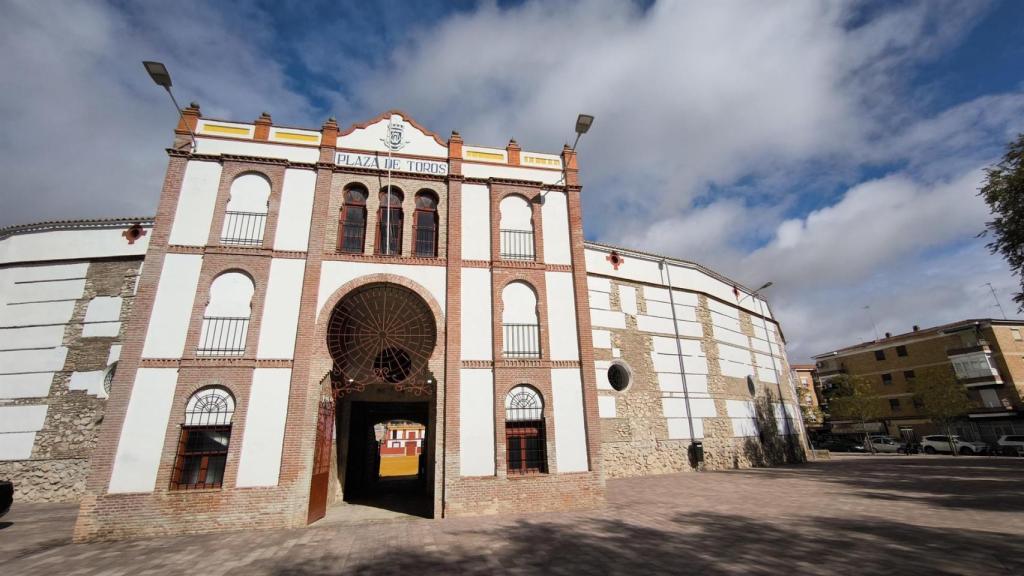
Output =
[{"x1": 272, "y1": 510, "x2": 1023, "y2": 576}]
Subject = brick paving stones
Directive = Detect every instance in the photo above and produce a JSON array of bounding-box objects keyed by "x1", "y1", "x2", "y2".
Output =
[{"x1": 2, "y1": 455, "x2": 1022, "y2": 575}]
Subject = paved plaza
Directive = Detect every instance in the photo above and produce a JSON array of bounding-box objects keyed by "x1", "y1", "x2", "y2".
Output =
[{"x1": 2, "y1": 455, "x2": 1022, "y2": 575}]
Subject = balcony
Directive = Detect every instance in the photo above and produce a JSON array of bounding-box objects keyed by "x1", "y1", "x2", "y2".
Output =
[
  {"x1": 197, "y1": 317, "x2": 249, "y2": 357},
  {"x1": 221, "y1": 211, "x2": 267, "y2": 246},
  {"x1": 503, "y1": 324, "x2": 540, "y2": 359},
  {"x1": 499, "y1": 229, "x2": 535, "y2": 261}
]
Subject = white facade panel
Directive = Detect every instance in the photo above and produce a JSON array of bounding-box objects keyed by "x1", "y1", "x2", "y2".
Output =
[
  {"x1": 718, "y1": 343, "x2": 753, "y2": 364},
  {"x1": 667, "y1": 417, "x2": 704, "y2": 440},
  {"x1": 142, "y1": 254, "x2": 203, "y2": 359},
  {"x1": 591, "y1": 309, "x2": 626, "y2": 329},
  {"x1": 0, "y1": 347, "x2": 67, "y2": 374},
  {"x1": 318, "y1": 263, "x2": 446, "y2": 319},
  {"x1": 236, "y1": 368, "x2": 291, "y2": 487},
  {"x1": 588, "y1": 290, "x2": 610, "y2": 310},
  {"x1": 0, "y1": 227, "x2": 148, "y2": 265},
  {"x1": 721, "y1": 360, "x2": 755, "y2": 379},
  {"x1": 678, "y1": 320, "x2": 704, "y2": 338},
  {"x1": 82, "y1": 296, "x2": 123, "y2": 337},
  {"x1": 598, "y1": 396, "x2": 616, "y2": 418},
  {"x1": 636, "y1": 315, "x2": 673, "y2": 334},
  {"x1": 69, "y1": 370, "x2": 106, "y2": 397},
  {"x1": 619, "y1": 286, "x2": 637, "y2": 315},
  {"x1": 595, "y1": 360, "x2": 612, "y2": 390},
  {"x1": 0, "y1": 325, "x2": 65, "y2": 350},
  {"x1": 587, "y1": 276, "x2": 611, "y2": 293},
  {"x1": 1, "y1": 300, "x2": 76, "y2": 327},
  {"x1": 0, "y1": 373, "x2": 53, "y2": 399},
  {"x1": 710, "y1": 311, "x2": 742, "y2": 332},
  {"x1": 460, "y1": 268, "x2": 492, "y2": 361},
  {"x1": 168, "y1": 161, "x2": 222, "y2": 247},
  {"x1": 256, "y1": 259, "x2": 306, "y2": 359},
  {"x1": 713, "y1": 325, "x2": 749, "y2": 348},
  {"x1": 0, "y1": 431, "x2": 36, "y2": 460},
  {"x1": 459, "y1": 369, "x2": 495, "y2": 476},
  {"x1": 0, "y1": 405, "x2": 48, "y2": 433},
  {"x1": 592, "y1": 329, "x2": 611, "y2": 349},
  {"x1": 758, "y1": 366, "x2": 779, "y2": 384},
  {"x1": 274, "y1": 169, "x2": 317, "y2": 251},
  {"x1": 551, "y1": 368, "x2": 589, "y2": 473},
  {"x1": 732, "y1": 418, "x2": 760, "y2": 437},
  {"x1": 461, "y1": 184, "x2": 491, "y2": 261},
  {"x1": 3, "y1": 277, "x2": 85, "y2": 303},
  {"x1": 461, "y1": 163, "x2": 564, "y2": 185},
  {"x1": 108, "y1": 368, "x2": 178, "y2": 493},
  {"x1": 541, "y1": 190, "x2": 572, "y2": 265},
  {"x1": 545, "y1": 272, "x2": 579, "y2": 361}
]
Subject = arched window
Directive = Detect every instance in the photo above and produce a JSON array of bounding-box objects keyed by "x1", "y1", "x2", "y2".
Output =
[
  {"x1": 413, "y1": 190, "x2": 438, "y2": 257},
  {"x1": 499, "y1": 195, "x2": 534, "y2": 260},
  {"x1": 505, "y1": 385, "x2": 547, "y2": 474},
  {"x1": 171, "y1": 387, "x2": 235, "y2": 490},
  {"x1": 339, "y1": 185, "x2": 368, "y2": 253},
  {"x1": 501, "y1": 281, "x2": 540, "y2": 358},
  {"x1": 197, "y1": 272, "x2": 254, "y2": 357},
  {"x1": 221, "y1": 173, "x2": 270, "y2": 246},
  {"x1": 376, "y1": 186, "x2": 404, "y2": 256}
]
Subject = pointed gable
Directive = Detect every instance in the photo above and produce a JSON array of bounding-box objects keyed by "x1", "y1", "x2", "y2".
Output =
[{"x1": 337, "y1": 111, "x2": 447, "y2": 158}]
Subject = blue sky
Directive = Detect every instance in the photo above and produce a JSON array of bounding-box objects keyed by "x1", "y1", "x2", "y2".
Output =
[{"x1": 1, "y1": 0, "x2": 1023, "y2": 360}]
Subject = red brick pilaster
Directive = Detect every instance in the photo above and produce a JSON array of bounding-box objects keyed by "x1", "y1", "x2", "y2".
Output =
[
  {"x1": 506, "y1": 139, "x2": 521, "y2": 166},
  {"x1": 254, "y1": 112, "x2": 272, "y2": 141}
]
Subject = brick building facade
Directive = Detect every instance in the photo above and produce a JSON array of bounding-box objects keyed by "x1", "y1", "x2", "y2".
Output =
[{"x1": 1, "y1": 109, "x2": 805, "y2": 541}]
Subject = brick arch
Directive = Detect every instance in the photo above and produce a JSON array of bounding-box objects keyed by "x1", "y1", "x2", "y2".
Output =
[{"x1": 309, "y1": 273, "x2": 446, "y2": 392}]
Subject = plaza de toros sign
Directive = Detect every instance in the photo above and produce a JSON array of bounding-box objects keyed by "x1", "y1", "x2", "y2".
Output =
[{"x1": 335, "y1": 151, "x2": 449, "y2": 176}]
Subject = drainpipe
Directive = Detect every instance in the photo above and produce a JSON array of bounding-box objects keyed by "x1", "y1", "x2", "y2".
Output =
[{"x1": 660, "y1": 259, "x2": 698, "y2": 463}]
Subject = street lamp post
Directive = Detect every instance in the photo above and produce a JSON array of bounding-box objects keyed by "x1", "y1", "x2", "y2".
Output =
[{"x1": 143, "y1": 61, "x2": 197, "y2": 152}]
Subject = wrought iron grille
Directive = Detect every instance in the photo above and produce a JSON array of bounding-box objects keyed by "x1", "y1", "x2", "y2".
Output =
[
  {"x1": 170, "y1": 425, "x2": 231, "y2": 490},
  {"x1": 414, "y1": 220, "x2": 437, "y2": 257},
  {"x1": 503, "y1": 324, "x2": 540, "y2": 358},
  {"x1": 506, "y1": 385, "x2": 546, "y2": 474},
  {"x1": 326, "y1": 283, "x2": 436, "y2": 396},
  {"x1": 340, "y1": 222, "x2": 366, "y2": 253},
  {"x1": 197, "y1": 316, "x2": 249, "y2": 356},
  {"x1": 378, "y1": 208, "x2": 403, "y2": 256},
  {"x1": 221, "y1": 211, "x2": 267, "y2": 246},
  {"x1": 499, "y1": 229, "x2": 535, "y2": 260}
]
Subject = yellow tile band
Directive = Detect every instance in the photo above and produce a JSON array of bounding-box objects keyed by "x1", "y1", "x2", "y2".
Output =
[
  {"x1": 274, "y1": 131, "x2": 320, "y2": 143},
  {"x1": 202, "y1": 124, "x2": 252, "y2": 136},
  {"x1": 522, "y1": 156, "x2": 561, "y2": 167},
  {"x1": 465, "y1": 150, "x2": 505, "y2": 162}
]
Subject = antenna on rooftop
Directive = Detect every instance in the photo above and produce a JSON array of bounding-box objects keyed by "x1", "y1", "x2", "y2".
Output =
[
  {"x1": 984, "y1": 282, "x2": 1008, "y2": 320},
  {"x1": 864, "y1": 305, "x2": 880, "y2": 341}
]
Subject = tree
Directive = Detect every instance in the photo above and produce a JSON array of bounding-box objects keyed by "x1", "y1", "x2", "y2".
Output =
[
  {"x1": 825, "y1": 374, "x2": 886, "y2": 452},
  {"x1": 979, "y1": 133, "x2": 1024, "y2": 311},
  {"x1": 911, "y1": 366, "x2": 977, "y2": 456}
]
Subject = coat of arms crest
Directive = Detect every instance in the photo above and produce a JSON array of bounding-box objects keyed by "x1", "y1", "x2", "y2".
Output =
[{"x1": 386, "y1": 117, "x2": 406, "y2": 151}]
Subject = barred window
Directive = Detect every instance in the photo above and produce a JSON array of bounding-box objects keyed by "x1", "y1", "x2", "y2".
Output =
[
  {"x1": 197, "y1": 272, "x2": 254, "y2": 357},
  {"x1": 221, "y1": 173, "x2": 270, "y2": 246},
  {"x1": 339, "y1": 185, "x2": 368, "y2": 253},
  {"x1": 499, "y1": 195, "x2": 534, "y2": 260},
  {"x1": 502, "y1": 282, "x2": 540, "y2": 359},
  {"x1": 377, "y1": 187, "x2": 404, "y2": 256},
  {"x1": 505, "y1": 385, "x2": 547, "y2": 475},
  {"x1": 171, "y1": 387, "x2": 235, "y2": 490},
  {"x1": 413, "y1": 190, "x2": 438, "y2": 257}
]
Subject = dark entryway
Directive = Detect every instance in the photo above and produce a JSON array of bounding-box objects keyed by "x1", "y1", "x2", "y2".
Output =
[{"x1": 342, "y1": 401, "x2": 432, "y2": 518}]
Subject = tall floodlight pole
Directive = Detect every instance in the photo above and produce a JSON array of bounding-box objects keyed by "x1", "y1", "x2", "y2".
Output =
[
  {"x1": 142, "y1": 61, "x2": 196, "y2": 153},
  {"x1": 984, "y1": 282, "x2": 1008, "y2": 320}
]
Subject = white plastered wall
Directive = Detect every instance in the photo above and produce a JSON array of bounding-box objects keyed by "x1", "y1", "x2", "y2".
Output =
[
  {"x1": 0, "y1": 228, "x2": 150, "y2": 265},
  {"x1": 545, "y1": 271, "x2": 579, "y2": 361},
  {"x1": 461, "y1": 163, "x2": 564, "y2": 185},
  {"x1": 274, "y1": 169, "x2": 317, "y2": 251},
  {"x1": 142, "y1": 254, "x2": 203, "y2": 359},
  {"x1": 499, "y1": 195, "x2": 532, "y2": 231},
  {"x1": 460, "y1": 368, "x2": 495, "y2": 476},
  {"x1": 195, "y1": 137, "x2": 320, "y2": 164},
  {"x1": 551, "y1": 368, "x2": 589, "y2": 472},
  {"x1": 168, "y1": 161, "x2": 222, "y2": 247},
  {"x1": 461, "y1": 184, "x2": 491, "y2": 260},
  {"x1": 540, "y1": 190, "x2": 571, "y2": 265},
  {"x1": 460, "y1": 268, "x2": 492, "y2": 361},
  {"x1": 236, "y1": 368, "x2": 291, "y2": 486},
  {"x1": 337, "y1": 115, "x2": 447, "y2": 158},
  {"x1": 317, "y1": 261, "x2": 446, "y2": 320},
  {"x1": 108, "y1": 368, "x2": 178, "y2": 493},
  {"x1": 256, "y1": 259, "x2": 305, "y2": 359}
]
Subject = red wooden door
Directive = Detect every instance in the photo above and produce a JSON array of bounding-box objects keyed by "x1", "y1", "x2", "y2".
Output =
[{"x1": 307, "y1": 374, "x2": 335, "y2": 524}]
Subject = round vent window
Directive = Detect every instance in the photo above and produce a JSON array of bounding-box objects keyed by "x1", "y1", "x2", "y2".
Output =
[{"x1": 607, "y1": 362, "x2": 632, "y2": 392}]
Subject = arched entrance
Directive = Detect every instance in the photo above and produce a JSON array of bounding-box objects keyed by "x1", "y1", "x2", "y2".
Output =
[{"x1": 308, "y1": 282, "x2": 439, "y2": 523}]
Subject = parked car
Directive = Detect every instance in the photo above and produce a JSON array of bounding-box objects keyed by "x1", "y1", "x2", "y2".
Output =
[
  {"x1": 995, "y1": 435, "x2": 1024, "y2": 456},
  {"x1": 866, "y1": 435, "x2": 903, "y2": 453},
  {"x1": 921, "y1": 435, "x2": 989, "y2": 455},
  {"x1": 0, "y1": 480, "x2": 12, "y2": 518},
  {"x1": 814, "y1": 437, "x2": 867, "y2": 453}
]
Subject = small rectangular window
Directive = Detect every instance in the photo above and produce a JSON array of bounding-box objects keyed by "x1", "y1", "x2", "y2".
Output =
[
  {"x1": 896, "y1": 345, "x2": 908, "y2": 357},
  {"x1": 903, "y1": 370, "x2": 915, "y2": 381},
  {"x1": 1011, "y1": 328, "x2": 1022, "y2": 341},
  {"x1": 170, "y1": 425, "x2": 231, "y2": 490},
  {"x1": 874, "y1": 350, "x2": 886, "y2": 361},
  {"x1": 889, "y1": 399, "x2": 901, "y2": 411},
  {"x1": 881, "y1": 373, "x2": 893, "y2": 385},
  {"x1": 912, "y1": 397, "x2": 924, "y2": 410}
]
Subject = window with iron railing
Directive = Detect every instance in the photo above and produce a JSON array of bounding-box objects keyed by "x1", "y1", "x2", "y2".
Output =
[
  {"x1": 197, "y1": 316, "x2": 249, "y2": 357},
  {"x1": 503, "y1": 323, "x2": 540, "y2": 359},
  {"x1": 171, "y1": 387, "x2": 234, "y2": 490},
  {"x1": 221, "y1": 211, "x2": 267, "y2": 246},
  {"x1": 500, "y1": 229, "x2": 535, "y2": 260}
]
